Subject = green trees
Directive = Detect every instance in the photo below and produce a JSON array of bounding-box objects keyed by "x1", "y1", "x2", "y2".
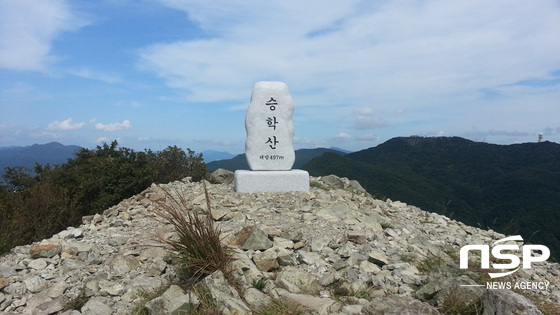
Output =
[
  {"x1": 2, "y1": 165, "x2": 36, "y2": 191},
  {"x1": 148, "y1": 145, "x2": 205, "y2": 183},
  {"x1": 304, "y1": 136, "x2": 560, "y2": 261},
  {"x1": 0, "y1": 141, "x2": 206, "y2": 254},
  {"x1": 57, "y1": 141, "x2": 157, "y2": 217}
]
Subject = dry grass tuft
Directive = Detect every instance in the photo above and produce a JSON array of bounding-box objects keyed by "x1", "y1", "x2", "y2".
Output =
[
  {"x1": 153, "y1": 181, "x2": 234, "y2": 284},
  {"x1": 437, "y1": 287, "x2": 483, "y2": 315},
  {"x1": 254, "y1": 298, "x2": 309, "y2": 315}
]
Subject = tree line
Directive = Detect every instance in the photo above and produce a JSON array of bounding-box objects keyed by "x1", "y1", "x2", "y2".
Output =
[{"x1": 0, "y1": 141, "x2": 206, "y2": 254}]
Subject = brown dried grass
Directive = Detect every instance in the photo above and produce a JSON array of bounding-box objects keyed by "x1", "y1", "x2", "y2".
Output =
[{"x1": 153, "y1": 181, "x2": 233, "y2": 283}]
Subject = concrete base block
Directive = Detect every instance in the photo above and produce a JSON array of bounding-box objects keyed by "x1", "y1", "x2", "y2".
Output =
[{"x1": 234, "y1": 170, "x2": 310, "y2": 193}]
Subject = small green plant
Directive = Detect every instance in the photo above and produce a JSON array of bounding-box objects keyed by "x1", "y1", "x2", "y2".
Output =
[
  {"x1": 440, "y1": 200, "x2": 454, "y2": 218},
  {"x1": 417, "y1": 252, "x2": 447, "y2": 274},
  {"x1": 380, "y1": 221, "x2": 394, "y2": 229},
  {"x1": 255, "y1": 298, "x2": 309, "y2": 315},
  {"x1": 528, "y1": 296, "x2": 560, "y2": 315},
  {"x1": 154, "y1": 182, "x2": 234, "y2": 284},
  {"x1": 508, "y1": 283, "x2": 560, "y2": 315},
  {"x1": 253, "y1": 278, "x2": 267, "y2": 291},
  {"x1": 442, "y1": 245, "x2": 460, "y2": 263},
  {"x1": 327, "y1": 279, "x2": 346, "y2": 298},
  {"x1": 309, "y1": 181, "x2": 328, "y2": 190},
  {"x1": 437, "y1": 287, "x2": 483, "y2": 315},
  {"x1": 129, "y1": 288, "x2": 153, "y2": 315},
  {"x1": 63, "y1": 290, "x2": 89, "y2": 311},
  {"x1": 400, "y1": 252, "x2": 417, "y2": 264},
  {"x1": 326, "y1": 278, "x2": 374, "y2": 302},
  {"x1": 191, "y1": 284, "x2": 219, "y2": 315},
  {"x1": 129, "y1": 284, "x2": 172, "y2": 315},
  {"x1": 354, "y1": 289, "x2": 372, "y2": 299}
]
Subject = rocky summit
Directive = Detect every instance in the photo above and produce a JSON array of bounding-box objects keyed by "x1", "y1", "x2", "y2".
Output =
[{"x1": 0, "y1": 171, "x2": 559, "y2": 314}]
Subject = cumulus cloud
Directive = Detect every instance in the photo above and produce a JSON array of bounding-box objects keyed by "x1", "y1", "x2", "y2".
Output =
[
  {"x1": 68, "y1": 68, "x2": 122, "y2": 84},
  {"x1": 293, "y1": 136, "x2": 313, "y2": 145},
  {"x1": 141, "y1": 0, "x2": 560, "y2": 110},
  {"x1": 333, "y1": 132, "x2": 353, "y2": 141},
  {"x1": 47, "y1": 118, "x2": 85, "y2": 130},
  {"x1": 350, "y1": 107, "x2": 388, "y2": 130},
  {"x1": 356, "y1": 134, "x2": 379, "y2": 142},
  {"x1": 330, "y1": 132, "x2": 379, "y2": 145},
  {"x1": 95, "y1": 120, "x2": 132, "y2": 132},
  {"x1": 32, "y1": 130, "x2": 63, "y2": 139},
  {"x1": 0, "y1": 124, "x2": 23, "y2": 143},
  {"x1": 138, "y1": 0, "x2": 560, "y2": 150},
  {"x1": 0, "y1": 0, "x2": 89, "y2": 71}
]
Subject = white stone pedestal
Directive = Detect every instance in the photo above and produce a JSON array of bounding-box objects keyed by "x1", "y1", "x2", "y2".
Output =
[{"x1": 234, "y1": 170, "x2": 310, "y2": 193}]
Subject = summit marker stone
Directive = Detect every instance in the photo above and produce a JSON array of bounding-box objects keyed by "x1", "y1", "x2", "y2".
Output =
[
  {"x1": 245, "y1": 81, "x2": 295, "y2": 170},
  {"x1": 234, "y1": 81, "x2": 309, "y2": 192}
]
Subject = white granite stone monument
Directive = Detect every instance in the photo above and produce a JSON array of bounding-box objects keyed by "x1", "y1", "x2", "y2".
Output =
[{"x1": 234, "y1": 81, "x2": 310, "y2": 192}]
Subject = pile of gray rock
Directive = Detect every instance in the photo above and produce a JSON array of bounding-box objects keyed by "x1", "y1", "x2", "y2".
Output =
[{"x1": 0, "y1": 171, "x2": 558, "y2": 314}]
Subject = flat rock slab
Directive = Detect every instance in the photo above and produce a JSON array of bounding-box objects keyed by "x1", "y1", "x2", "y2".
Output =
[
  {"x1": 29, "y1": 244, "x2": 61, "y2": 259},
  {"x1": 234, "y1": 170, "x2": 309, "y2": 193}
]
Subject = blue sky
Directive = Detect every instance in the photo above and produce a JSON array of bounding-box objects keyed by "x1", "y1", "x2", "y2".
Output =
[{"x1": 1, "y1": 0, "x2": 559, "y2": 154}]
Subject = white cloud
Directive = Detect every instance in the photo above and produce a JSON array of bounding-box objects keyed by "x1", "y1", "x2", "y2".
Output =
[
  {"x1": 0, "y1": 0, "x2": 89, "y2": 71},
  {"x1": 141, "y1": 0, "x2": 560, "y2": 149},
  {"x1": 32, "y1": 130, "x2": 63, "y2": 139},
  {"x1": 96, "y1": 137, "x2": 111, "y2": 144},
  {"x1": 0, "y1": 124, "x2": 23, "y2": 144},
  {"x1": 356, "y1": 134, "x2": 379, "y2": 142},
  {"x1": 293, "y1": 136, "x2": 313, "y2": 145},
  {"x1": 47, "y1": 118, "x2": 85, "y2": 130},
  {"x1": 68, "y1": 68, "x2": 122, "y2": 84},
  {"x1": 95, "y1": 120, "x2": 132, "y2": 132},
  {"x1": 141, "y1": 0, "x2": 560, "y2": 110},
  {"x1": 350, "y1": 107, "x2": 387, "y2": 130},
  {"x1": 333, "y1": 132, "x2": 353, "y2": 141}
]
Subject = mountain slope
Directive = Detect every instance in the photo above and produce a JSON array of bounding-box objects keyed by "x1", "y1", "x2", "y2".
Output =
[
  {"x1": 206, "y1": 148, "x2": 346, "y2": 172},
  {"x1": 303, "y1": 136, "x2": 560, "y2": 260},
  {"x1": 0, "y1": 142, "x2": 81, "y2": 177},
  {"x1": 201, "y1": 150, "x2": 236, "y2": 163}
]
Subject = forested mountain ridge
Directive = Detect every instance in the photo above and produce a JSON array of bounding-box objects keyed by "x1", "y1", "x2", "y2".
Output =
[
  {"x1": 303, "y1": 136, "x2": 560, "y2": 260},
  {"x1": 206, "y1": 147, "x2": 346, "y2": 172},
  {"x1": 0, "y1": 142, "x2": 81, "y2": 179}
]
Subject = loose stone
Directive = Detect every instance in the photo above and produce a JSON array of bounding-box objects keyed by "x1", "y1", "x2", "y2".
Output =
[{"x1": 0, "y1": 173, "x2": 557, "y2": 314}]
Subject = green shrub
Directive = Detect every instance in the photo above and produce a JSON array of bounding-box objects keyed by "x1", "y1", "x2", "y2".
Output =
[
  {"x1": 0, "y1": 141, "x2": 206, "y2": 255},
  {"x1": 147, "y1": 145, "x2": 206, "y2": 183}
]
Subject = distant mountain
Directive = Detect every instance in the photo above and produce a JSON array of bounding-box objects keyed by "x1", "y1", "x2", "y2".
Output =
[
  {"x1": 206, "y1": 153, "x2": 250, "y2": 172},
  {"x1": 303, "y1": 136, "x2": 560, "y2": 260},
  {"x1": 328, "y1": 147, "x2": 353, "y2": 154},
  {"x1": 0, "y1": 142, "x2": 81, "y2": 179},
  {"x1": 201, "y1": 150, "x2": 236, "y2": 163},
  {"x1": 206, "y1": 148, "x2": 346, "y2": 172}
]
